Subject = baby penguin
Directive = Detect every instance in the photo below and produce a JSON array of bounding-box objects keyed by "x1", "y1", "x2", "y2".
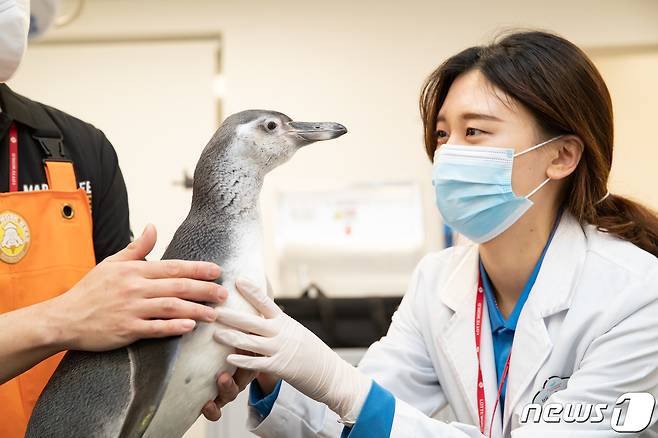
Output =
[{"x1": 27, "y1": 110, "x2": 347, "y2": 438}]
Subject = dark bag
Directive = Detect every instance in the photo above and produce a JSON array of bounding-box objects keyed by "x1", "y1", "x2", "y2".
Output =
[{"x1": 274, "y1": 284, "x2": 403, "y2": 349}]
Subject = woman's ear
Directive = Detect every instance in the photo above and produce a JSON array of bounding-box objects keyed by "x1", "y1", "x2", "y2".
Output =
[{"x1": 546, "y1": 135, "x2": 583, "y2": 180}]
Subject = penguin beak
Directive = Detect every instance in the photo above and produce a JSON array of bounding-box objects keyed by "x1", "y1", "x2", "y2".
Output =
[{"x1": 286, "y1": 121, "x2": 348, "y2": 144}]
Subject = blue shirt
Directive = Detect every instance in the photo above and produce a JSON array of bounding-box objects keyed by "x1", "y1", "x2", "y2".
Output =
[
  {"x1": 479, "y1": 214, "x2": 559, "y2": 413},
  {"x1": 249, "y1": 379, "x2": 394, "y2": 437},
  {"x1": 249, "y1": 379, "x2": 282, "y2": 419}
]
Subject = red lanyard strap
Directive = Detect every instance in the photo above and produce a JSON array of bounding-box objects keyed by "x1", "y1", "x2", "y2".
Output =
[
  {"x1": 475, "y1": 273, "x2": 512, "y2": 437},
  {"x1": 9, "y1": 122, "x2": 18, "y2": 192},
  {"x1": 6, "y1": 122, "x2": 75, "y2": 192}
]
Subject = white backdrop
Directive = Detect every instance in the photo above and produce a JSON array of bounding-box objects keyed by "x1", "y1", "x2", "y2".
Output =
[{"x1": 8, "y1": 38, "x2": 220, "y2": 259}]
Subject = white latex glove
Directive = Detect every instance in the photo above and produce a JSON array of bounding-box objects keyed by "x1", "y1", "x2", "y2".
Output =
[{"x1": 214, "y1": 278, "x2": 372, "y2": 424}]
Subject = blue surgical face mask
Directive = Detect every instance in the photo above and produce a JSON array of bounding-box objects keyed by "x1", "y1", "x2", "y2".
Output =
[{"x1": 432, "y1": 136, "x2": 561, "y2": 243}]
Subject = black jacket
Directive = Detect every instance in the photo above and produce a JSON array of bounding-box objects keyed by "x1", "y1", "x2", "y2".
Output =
[{"x1": 0, "y1": 84, "x2": 131, "y2": 263}]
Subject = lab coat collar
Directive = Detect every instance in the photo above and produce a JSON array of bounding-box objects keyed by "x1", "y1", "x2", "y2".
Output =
[
  {"x1": 436, "y1": 212, "x2": 583, "y2": 315},
  {"x1": 512, "y1": 212, "x2": 585, "y2": 319},
  {"x1": 436, "y1": 212, "x2": 586, "y2": 436},
  {"x1": 502, "y1": 212, "x2": 587, "y2": 434}
]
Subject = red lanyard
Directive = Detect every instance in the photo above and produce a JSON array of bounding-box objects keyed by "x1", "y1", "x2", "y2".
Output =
[
  {"x1": 8, "y1": 122, "x2": 18, "y2": 192},
  {"x1": 475, "y1": 274, "x2": 512, "y2": 437}
]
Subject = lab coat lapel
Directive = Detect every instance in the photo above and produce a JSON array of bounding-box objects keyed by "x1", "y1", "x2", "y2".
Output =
[
  {"x1": 436, "y1": 245, "x2": 482, "y2": 427},
  {"x1": 502, "y1": 213, "x2": 587, "y2": 434},
  {"x1": 437, "y1": 245, "x2": 504, "y2": 436}
]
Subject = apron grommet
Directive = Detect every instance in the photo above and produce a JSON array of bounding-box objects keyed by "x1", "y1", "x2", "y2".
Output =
[{"x1": 61, "y1": 204, "x2": 75, "y2": 220}]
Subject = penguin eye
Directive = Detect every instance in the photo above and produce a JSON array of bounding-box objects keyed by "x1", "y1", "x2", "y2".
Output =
[{"x1": 266, "y1": 121, "x2": 278, "y2": 131}]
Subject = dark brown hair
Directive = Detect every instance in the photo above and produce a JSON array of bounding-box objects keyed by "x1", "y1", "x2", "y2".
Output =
[{"x1": 420, "y1": 30, "x2": 658, "y2": 256}]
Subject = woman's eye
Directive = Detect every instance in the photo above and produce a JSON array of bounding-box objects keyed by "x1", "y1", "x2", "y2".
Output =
[
  {"x1": 466, "y1": 127, "x2": 485, "y2": 136},
  {"x1": 435, "y1": 130, "x2": 448, "y2": 144}
]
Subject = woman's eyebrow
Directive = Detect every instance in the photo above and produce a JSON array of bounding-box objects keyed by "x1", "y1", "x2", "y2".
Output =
[
  {"x1": 462, "y1": 112, "x2": 503, "y2": 122},
  {"x1": 437, "y1": 112, "x2": 504, "y2": 122}
]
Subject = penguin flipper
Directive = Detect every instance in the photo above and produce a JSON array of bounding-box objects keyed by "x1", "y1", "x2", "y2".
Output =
[
  {"x1": 118, "y1": 336, "x2": 182, "y2": 437},
  {"x1": 26, "y1": 348, "x2": 134, "y2": 438}
]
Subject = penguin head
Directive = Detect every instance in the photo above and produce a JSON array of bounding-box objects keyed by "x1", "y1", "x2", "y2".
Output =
[{"x1": 215, "y1": 109, "x2": 347, "y2": 173}]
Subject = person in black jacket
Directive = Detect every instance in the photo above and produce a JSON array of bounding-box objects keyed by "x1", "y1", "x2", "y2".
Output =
[{"x1": 0, "y1": 85, "x2": 237, "y2": 430}]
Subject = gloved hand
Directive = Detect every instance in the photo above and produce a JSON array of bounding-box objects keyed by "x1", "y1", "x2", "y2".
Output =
[{"x1": 213, "y1": 278, "x2": 372, "y2": 424}]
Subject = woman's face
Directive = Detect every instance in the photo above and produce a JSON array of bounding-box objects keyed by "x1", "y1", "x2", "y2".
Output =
[{"x1": 434, "y1": 69, "x2": 556, "y2": 199}]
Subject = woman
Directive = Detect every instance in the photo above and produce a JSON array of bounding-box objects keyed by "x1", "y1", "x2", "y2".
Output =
[{"x1": 215, "y1": 30, "x2": 658, "y2": 437}]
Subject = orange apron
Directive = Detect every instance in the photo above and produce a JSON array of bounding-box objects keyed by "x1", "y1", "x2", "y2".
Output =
[{"x1": 0, "y1": 122, "x2": 95, "y2": 437}]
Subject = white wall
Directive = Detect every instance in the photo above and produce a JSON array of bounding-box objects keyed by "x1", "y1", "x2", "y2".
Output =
[
  {"x1": 10, "y1": 40, "x2": 219, "y2": 258},
  {"x1": 592, "y1": 48, "x2": 658, "y2": 208}
]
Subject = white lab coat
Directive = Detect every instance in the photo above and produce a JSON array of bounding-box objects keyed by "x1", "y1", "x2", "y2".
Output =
[{"x1": 248, "y1": 213, "x2": 658, "y2": 437}]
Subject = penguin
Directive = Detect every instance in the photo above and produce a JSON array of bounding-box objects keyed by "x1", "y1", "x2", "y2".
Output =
[{"x1": 26, "y1": 110, "x2": 347, "y2": 438}]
